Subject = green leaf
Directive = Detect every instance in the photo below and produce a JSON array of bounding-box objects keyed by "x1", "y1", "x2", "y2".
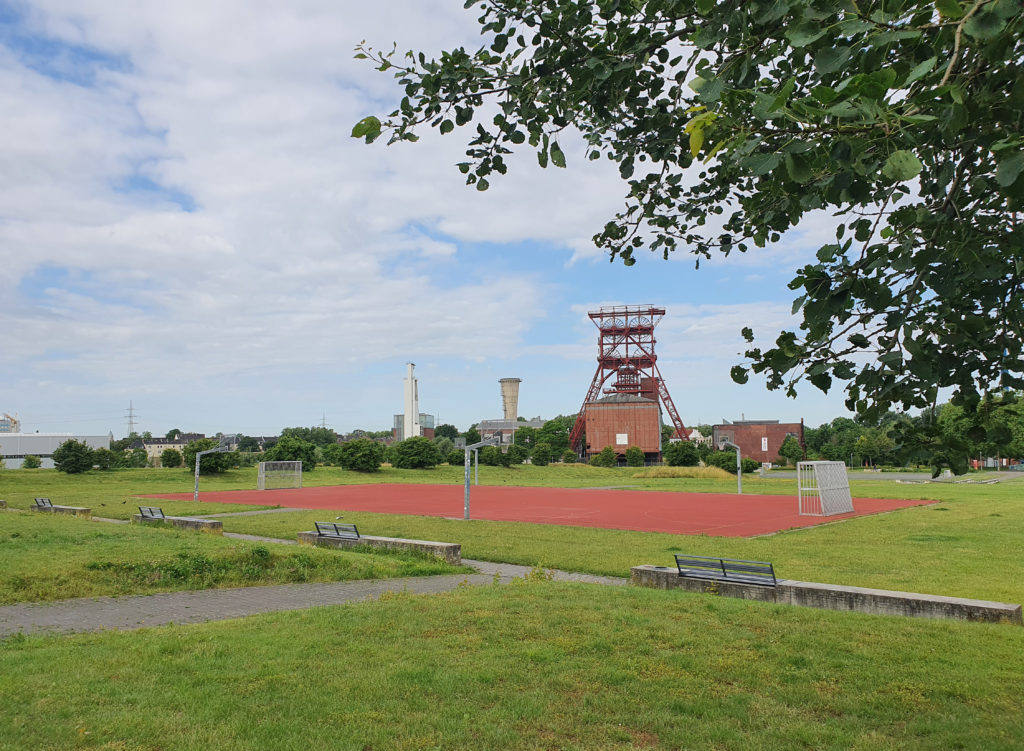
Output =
[
  {"x1": 550, "y1": 142, "x2": 566, "y2": 168},
  {"x1": 740, "y1": 152, "x2": 781, "y2": 176},
  {"x1": 810, "y1": 86, "x2": 839, "y2": 104},
  {"x1": 439, "y1": 119, "x2": 454, "y2": 135},
  {"x1": 350, "y1": 116, "x2": 382, "y2": 142},
  {"x1": 537, "y1": 149, "x2": 548, "y2": 169},
  {"x1": 904, "y1": 56, "x2": 937, "y2": 86},
  {"x1": 814, "y1": 47, "x2": 851, "y2": 76},
  {"x1": 730, "y1": 365, "x2": 749, "y2": 385},
  {"x1": 784, "y1": 153, "x2": 812, "y2": 184},
  {"x1": 476, "y1": 177, "x2": 489, "y2": 191},
  {"x1": 689, "y1": 128, "x2": 704, "y2": 158},
  {"x1": 935, "y1": 0, "x2": 964, "y2": 19},
  {"x1": 791, "y1": 294, "x2": 807, "y2": 314},
  {"x1": 786, "y1": 23, "x2": 827, "y2": 48},
  {"x1": 964, "y1": 9, "x2": 1006, "y2": 39},
  {"x1": 995, "y1": 153, "x2": 1024, "y2": 188},
  {"x1": 882, "y1": 150, "x2": 923, "y2": 181}
]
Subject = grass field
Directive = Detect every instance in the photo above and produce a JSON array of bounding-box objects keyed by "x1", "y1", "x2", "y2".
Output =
[
  {"x1": 3, "y1": 466, "x2": 1023, "y2": 600},
  {"x1": 2, "y1": 581, "x2": 1022, "y2": 750},
  {"x1": 0, "y1": 512, "x2": 463, "y2": 604}
]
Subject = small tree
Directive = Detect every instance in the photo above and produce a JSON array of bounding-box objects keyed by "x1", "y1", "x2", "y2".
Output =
[
  {"x1": 92, "y1": 448, "x2": 116, "y2": 470},
  {"x1": 447, "y1": 449, "x2": 465, "y2": 465},
  {"x1": 263, "y1": 435, "x2": 317, "y2": 471},
  {"x1": 561, "y1": 449, "x2": 577, "y2": 464},
  {"x1": 433, "y1": 436, "x2": 455, "y2": 457},
  {"x1": 338, "y1": 439, "x2": 384, "y2": 472},
  {"x1": 434, "y1": 423, "x2": 460, "y2": 441},
  {"x1": 161, "y1": 448, "x2": 183, "y2": 468},
  {"x1": 507, "y1": 443, "x2": 529, "y2": 465},
  {"x1": 126, "y1": 448, "x2": 149, "y2": 468},
  {"x1": 778, "y1": 435, "x2": 804, "y2": 466},
  {"x1": 591, "y1": 446, "x2": 618, "y2": 468},
  {"x1": 741, "y1": 457, "x2": 761, "y2": 474},
  {"x1": 321, "y1": 443, "x2": 345, "y2": 466},
  {"x1": 663, "y1": 441, "x2": 700, "y2": 467},
  {"x1": 624, "y1": 446, "x2": 644, "y2": 467},
  {"x1": 183, "y1": 439, "x2": 237, "y2": 475},
  {"x1": 52, "y1": 439, "x2": 95, "y2": 474},
  {"x1": 21, "y1": 455, "x2": 42, "y2": 469},
  {"x1": 462, "y1": 426, "x2": 481, "y2": 445},
  {"x1": 531, "y1": 442, "x2": 552, "y2": 467},
  {"x1": 479, "y1": 445, "x2": 505, "y2": 467},
  {"x1": 391, "y1": 436, "x2": 442, "y2": 469},
  {"x1": 707, "y1": 450, "x2": 739, "y2": 473}
]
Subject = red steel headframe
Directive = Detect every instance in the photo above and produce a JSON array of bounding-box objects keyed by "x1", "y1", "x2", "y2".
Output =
[{"x1": 568, "y1": 305, "x2": 688, "y2": 454}]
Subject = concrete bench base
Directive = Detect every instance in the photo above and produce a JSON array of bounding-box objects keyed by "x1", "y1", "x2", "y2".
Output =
[
  {"x1": 297, "y1": 531, "x2": 461, "y2": 565},
  {"x1": 132, "y1": 515, "x2": 223, "y2": 534},
  {"x1": 632, "y1": 565, "x2": 1022, "y2": 625},
  {"x1": 31, "y1": 505, "x2": 91, "y2": 519}
]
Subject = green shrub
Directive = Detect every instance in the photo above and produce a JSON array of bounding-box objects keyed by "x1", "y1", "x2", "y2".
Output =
[
  {"x1": 183, "y1": 439, "x2": 238, "y2": 475},
  {"x1": 531, "y1": 442, "x2": 552, "y2": 467},
  {"x1": 53, "y1": 439, "x2": 95, "y2": 474},
  {"x1": 480, "y1": 445, "x2": 511, "y2": 467},
  {"x1": 591, "y1": 446, "x2": 618, "y2": 468},
  {"x1": 447, "y1": 449, "x2": 465, "y2": 465},
  {"x1": 391, "y1": 436, "x2": 442, "y2": 469},
  {"x1": 507, "y1": 444, "x2": 529, "y2": 465},
  {"x1": 742, "y1": 457, "x2": 760, "y2": 473},
  {"x1": 625, "y1": 446, "x2": 644, "y2": 467},
  {"x1": 160, "y1": 448, "x2": 183, "y2": 468},
  {"x1": 262, "y1": 435, "x2": 317, "y2": 471},
  {"x1": 21, "y1": 455, "x2": 42, "y2": 469},
  {"x1": 663, "y1": 440, "x2": 699, "y2": 467},
  {"x1": 338, "y1": 439, "x2": 384, "y2": 472},
  {"x1": 561, "y1": 449, "x2": 578, "y2": 464},
  {"x1": 707, "y1": 450, "x2": 738, "y2": 473}
]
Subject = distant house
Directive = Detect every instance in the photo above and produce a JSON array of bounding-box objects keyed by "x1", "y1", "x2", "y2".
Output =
[
  {"x1": 477, "y1": 417, "x2": 546, "y2": 447},
  {"x1": 141, "y1": 433, "x2": 206, "y2": 465},
  {"x1": 712, "y1": 420, "x2": 804, "y2": 464}
]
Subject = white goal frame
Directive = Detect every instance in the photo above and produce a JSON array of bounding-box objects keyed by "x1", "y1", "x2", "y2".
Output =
[
  {"x1": 257, "y1": 461, "x2": 303, "y2": 490},
  {"x1": 797, "y1": 461, "x2": 854, "y2": 516}
]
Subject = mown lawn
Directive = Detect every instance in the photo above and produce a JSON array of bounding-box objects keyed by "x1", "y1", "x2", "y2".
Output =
[
  {"x1": 0, "y1": 512, "x2": 464, "y2": 604},
  {"x1": 2, "y1": 581, "x2": 1022, "y2": 751},
  {"x1": 221, "y1": 484, "x2": 1024, "y2": 603}
]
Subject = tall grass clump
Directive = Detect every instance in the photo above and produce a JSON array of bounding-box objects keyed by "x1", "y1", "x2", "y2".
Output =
[{"x1": 632, "y1": 466, "x2": 733, "y2": 480}]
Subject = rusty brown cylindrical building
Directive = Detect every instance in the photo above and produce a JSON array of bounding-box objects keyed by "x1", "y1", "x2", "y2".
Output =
[{"x1": 584, "y1": 394, "x2": 661, "y2": 457}]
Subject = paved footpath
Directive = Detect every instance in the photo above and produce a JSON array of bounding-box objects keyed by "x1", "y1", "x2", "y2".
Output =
[{"x1": 0, "y1": 558, "x2": 625, "y2": 638}]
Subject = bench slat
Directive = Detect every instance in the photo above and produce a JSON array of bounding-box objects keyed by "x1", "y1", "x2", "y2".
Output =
[
  {"x1": 675, "y1": 554, "x2": 776, "y2": 587},
  {"x1": 315, "y1": 521, "x2": 359, "y2": 540},
  {"x1": 138, "y1": 506, "x2": 166, "y2": 519}
]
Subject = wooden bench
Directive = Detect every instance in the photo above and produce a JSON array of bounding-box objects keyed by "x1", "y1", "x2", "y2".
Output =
[
  {"x1": 674, "y1": 554, "x2": 777, "y2": 587},
  {"x1": 132, "y1": 506, "x2": 223, "y2": 534},
  {"x1": 30, "y1": 497, "x2": 91, "y2": 518},
  {"x1": 298, "y1": 526, "x2": 461, "y2": 565},
  {"x1": 314, "y1": 521, "x2": 360, "y2": 539}
]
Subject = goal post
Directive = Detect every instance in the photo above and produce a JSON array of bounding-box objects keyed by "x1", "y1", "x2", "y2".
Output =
[
  {"x1": 257, "y1": 461, "x2": 303, "y2": 490},
  {"x1": 797, "y1": 461, "x2": 854, "y2": 516}
]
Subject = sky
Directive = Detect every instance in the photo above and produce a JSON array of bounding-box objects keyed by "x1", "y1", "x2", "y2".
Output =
[{"x1": 0, "y1": 1, "x2": 857, "y2": 438}]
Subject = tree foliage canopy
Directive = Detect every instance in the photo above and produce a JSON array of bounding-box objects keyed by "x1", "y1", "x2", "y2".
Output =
[
  {"x1": 357, "y1": 0, "x2": 1024, "y2": 433},
  {"x1": 52, "y1": 439, "x2": 95, "y2": 474},
  {"x1": 392, "y1": 436, "x2": 443, "y2": 469}
]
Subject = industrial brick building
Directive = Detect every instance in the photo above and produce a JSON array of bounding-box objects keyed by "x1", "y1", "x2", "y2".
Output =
[
  {"x1": 712, "y1": 420, "x2": 805, "y2": 464},
  {"x1": 584, "y1": 394, "x2": 662, "y2": 460}
]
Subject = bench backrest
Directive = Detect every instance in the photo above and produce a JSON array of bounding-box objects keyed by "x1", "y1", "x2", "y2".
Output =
[
  {"x1": 675, "y1": 554, "x2": 776, "y2": 586},
  {"x1": 314, "y1": 521, "x2": 359, "y2": 539},
  {"x1": 34, "y1": 497, "x2": 53, "y2": 508},
  {"x1": 138, "y1": 506, "x2": 166, "y2": 519}
]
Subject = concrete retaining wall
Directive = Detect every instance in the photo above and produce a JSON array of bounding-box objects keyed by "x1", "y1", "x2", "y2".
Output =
[
  {"x1": 132, "y1": 515, "x2": 223, "y2": 534},
  {"x1": 298, "y1": 531, "x2": 461, "y2": 565},
  {"x1": 632, "y1": 565, "x2": 1022, "y2": 625},
  {"x1": 31, "y1": 505, "x2": 91, "y2": 519}
]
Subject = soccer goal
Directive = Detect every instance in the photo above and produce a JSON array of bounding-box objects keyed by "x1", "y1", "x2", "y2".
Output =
[
  {"x1": 797, "y1": 461, "x2": 854, "y2": 516},
  {"x1": 257, "y1": 461, "x2": 303, "y2": 490}
]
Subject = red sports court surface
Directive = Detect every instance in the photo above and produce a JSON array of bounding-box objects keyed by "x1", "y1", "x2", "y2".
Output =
[{"x1": 147, "y1": 484, "x2": 930, "y2": 537}]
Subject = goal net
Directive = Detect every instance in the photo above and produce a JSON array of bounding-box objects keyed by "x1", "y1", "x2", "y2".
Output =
[
  {"x1": 797, "y1": 461, "x2": 854, "y2": 516},
  {"x1": 257, "y1": 461, "x2": 303, "y2": 490}
]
